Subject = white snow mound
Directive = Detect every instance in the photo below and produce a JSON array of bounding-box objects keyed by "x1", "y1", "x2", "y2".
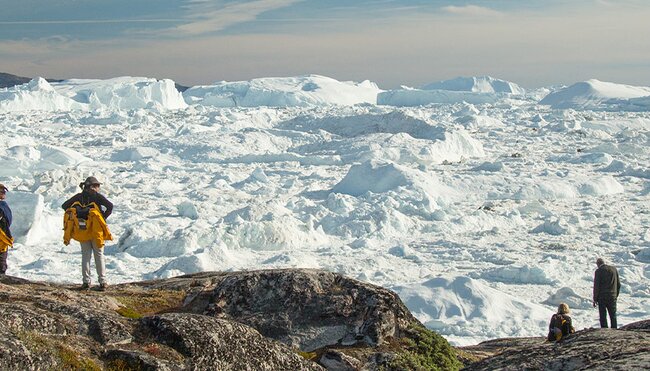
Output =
[
  {"x1": 377, "y1": 88, "x2": 500, "y2": 107},
  {"x1": 5, "y1": 191, "x2": 58, "y2": 245},
  {"x1": 0, "y1": 144, "x2": 90, "y2": 178},
  {"x1": 540, "y1": 79, "x2": 650, "y2": 111},
  {"x1": 393, "y1": 276, "x2": 549, "y2": 345},
  {"x1": 0, "y1": 78, "x2": 85, "y2": 112},
  {"x1": 0, "y1": 77, "x2": 187, "y2": 112},
  {"x1": 183, "y1": 74, "x2": 382, "y2": 107},
  {"x1": 422, "y1": 76, "x2": 526, "y2": 94},
  {"x1": 53, "y1": 77, "x2": 187, "y2": 110},
  {"x1": 332, "y1": 160, "x2": 459, "y2": 203}
]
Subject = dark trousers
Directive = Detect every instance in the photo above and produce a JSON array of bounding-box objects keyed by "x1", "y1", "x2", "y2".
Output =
[
  {"x1": 0, "y1": 251, "x2": 7, "y2": 274},
  {"x1": 598, "y1": 297, "x2": 617, "y2": 329}
]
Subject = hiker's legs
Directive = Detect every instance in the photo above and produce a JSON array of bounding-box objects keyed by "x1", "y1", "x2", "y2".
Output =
[
  {"x1": 598, "y1": 299, "x2": 609, "y2": 328},
  {"x1": 606, "y1": 298, "x2": 617, "y2": 329},
  {"x1": 0, "y1": 250, "x2": 7, "y2": 274},
  {"x1": 80, "y1": 241, "x2": 93, "y2": 284},
  {"x1": 90, "y1": 240, "x2": 106, "y2": 285}
]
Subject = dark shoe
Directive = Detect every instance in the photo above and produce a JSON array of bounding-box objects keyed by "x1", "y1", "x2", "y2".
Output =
[
  {"x1": 80, "y1": 283, "x2": 90, "y2": 290},
  {"x1": 98, "y1": 283, "x2": 108, "y2": 291}
]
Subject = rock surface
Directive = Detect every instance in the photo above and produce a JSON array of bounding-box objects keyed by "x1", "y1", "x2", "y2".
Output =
[
  {"x1": 2, "y1": 270, "x2": 647, "y2": 370},
  {"x1": 463, "y1": 328, "x2": 650, "y2": 370},
  {"x1": 0, "y1": 269, "x2": 423, "y2": 370},
  {"x1": 162, "y1": 269, "x2": 419, "y2": 351}
]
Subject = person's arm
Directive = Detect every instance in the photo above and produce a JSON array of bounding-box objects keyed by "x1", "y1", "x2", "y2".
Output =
[
  {"x1": 616, "y1": 270, "x2": 621, "y2": 298},
  {"x1": 97, "y1": 194, "x2": 113, "y2": 219},
  {"x1": 62, "y1": 194, "x2": 80, "y2": 210},
  {"x1": 593, "y1": 270, "x2": 601, "y2": 304}
]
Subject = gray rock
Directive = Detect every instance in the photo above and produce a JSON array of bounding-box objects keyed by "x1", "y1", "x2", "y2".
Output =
[
  {"x1": 104, "y1": 349, "x2": 180, "y2": 371},
  {"x1": 319, "y1": 349, "x2": 363, "y2": 371},
  {"x1": 142, "y1": 313, "x2": 323, "y2": 370},
  {"x1": 0, "y1": 331, "x2": 59, "y2": 370},
  {"x1": 464, "y1": 328, "x2": 650, "y2": 370},
  {"x1": 175, "y1": 269, "x2": 419, "y2": 351},
  {"x1": 36, "y1": 299, "x2": 133, "y2": 345},
  {"x1": 0, "y1": 303, "x2": 73, "y2": 336},
  {"x1": 620, "y1": 319, "x2": 650, "y2": 330}
]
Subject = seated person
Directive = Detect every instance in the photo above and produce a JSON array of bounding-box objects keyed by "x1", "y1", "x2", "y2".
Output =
[{"x1": 547, "y1": 303, "x2": 575, "y2": 341}]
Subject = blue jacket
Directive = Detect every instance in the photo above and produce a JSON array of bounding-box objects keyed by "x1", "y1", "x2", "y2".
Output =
[
  {"x1": 0, "y1": 201, "x2": 11, "y2": 227},
  {"x1": 0, "y1": 200, "x2": 11, "y2": 238}
]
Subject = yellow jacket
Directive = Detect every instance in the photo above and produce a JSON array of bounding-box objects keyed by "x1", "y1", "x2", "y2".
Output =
[
  {"x1": 0, "y1": 228, "x2": 12, "y2": 253},
  {"x1": 63, "y1": 202, "x2": 113, "y2": 248}
]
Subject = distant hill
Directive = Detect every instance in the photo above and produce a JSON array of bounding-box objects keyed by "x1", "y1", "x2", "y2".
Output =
[
  {"x1": 0, "y1": 72, "x2": 31, "y2": 88},
  {"x1": 0, "y1": 72, "x2": 63, "y2": 88}
]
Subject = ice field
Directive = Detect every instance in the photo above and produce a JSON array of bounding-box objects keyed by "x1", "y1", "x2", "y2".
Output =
[{"x1": 1, "y1": 75, "x2": 649, "y2": 345}]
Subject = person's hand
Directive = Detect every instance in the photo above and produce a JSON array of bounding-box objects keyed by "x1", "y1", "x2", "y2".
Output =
[{"x1": 593, "y1": 301, "x2": 597, "y2": 308}]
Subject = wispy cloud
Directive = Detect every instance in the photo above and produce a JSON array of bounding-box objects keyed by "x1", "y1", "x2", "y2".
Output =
[
  {"x1": 441, "y1": 5, "x2": 503, "y2": 17},
  {"x1": 0, "y1": 19, "x2": 179, "y2": 25},
  {"x1": 172, "y1": 0, "x2": 303, "y2": 36}
]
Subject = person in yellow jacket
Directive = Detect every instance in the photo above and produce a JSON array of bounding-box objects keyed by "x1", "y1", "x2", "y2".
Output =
[
  {"x1": 62, "y1": 177, "x2": 113, "y2": 291},
  {"x1": 0, "y1": 183, "x2": 13, "y2": 275}
]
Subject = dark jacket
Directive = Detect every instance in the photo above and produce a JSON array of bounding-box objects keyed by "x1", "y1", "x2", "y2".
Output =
[
  {"x1": 547, "y1": 313, "x2": 574, "y2": 341},
  {"x1": 62, "y1": 190, "x2": 113, "y2": 220},
  {"x1": 0, "y1": 200, "x2": 11, "y2": 238},
  {"x1": 593, "y1": 264, "x2": 620, "y2": 301}
]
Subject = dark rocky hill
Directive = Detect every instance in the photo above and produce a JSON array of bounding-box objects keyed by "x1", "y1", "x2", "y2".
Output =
[
  {"x1": 0, "y1": 72, "x2": 31, "y2": 88},
  {"x1": 0, "y1": 72, "x2": 63, "y2": 88},
  {"x1": 1, "y1": 269, "x2": 647, "y2": 370}
]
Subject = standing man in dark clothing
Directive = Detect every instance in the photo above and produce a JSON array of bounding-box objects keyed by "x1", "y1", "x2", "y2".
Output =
[
  {"x1": 62, "y1": 176, "x2": 113, "y2": 291},
  {"x1": 593, "y1": 257, "x2": 621, "y2": 328},
  {"x1": 0, "y1": 183, "x2": 13, "y2": 275}
]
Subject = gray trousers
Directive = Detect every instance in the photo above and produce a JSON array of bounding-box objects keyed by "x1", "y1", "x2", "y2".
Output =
[{"x1": 80, "y1": 240, "x2": 106, "y2": 285}]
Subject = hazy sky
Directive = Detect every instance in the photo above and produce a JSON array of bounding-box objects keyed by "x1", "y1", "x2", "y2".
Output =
[{"x1": 1, "y1": 0, "x2": 649, "y2": 89}]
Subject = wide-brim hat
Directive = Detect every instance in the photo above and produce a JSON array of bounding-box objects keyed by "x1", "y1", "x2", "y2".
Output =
[{"x1": 84, "y1": 176, "x2": 102, "y2": 186}]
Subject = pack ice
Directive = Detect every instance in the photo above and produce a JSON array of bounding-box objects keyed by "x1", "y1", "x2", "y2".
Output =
[{"x1": 0, "y1": 74, "x2": 649, "y2": 346}]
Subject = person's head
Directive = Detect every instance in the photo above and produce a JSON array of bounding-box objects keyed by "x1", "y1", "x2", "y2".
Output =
[
  {"x1": 596, "y1": 258, "x2": 605, "y2": 267},
  {"x1": 0, "y1": 183, "x2": 7, "y2": 200},
  {"x1": 558, "y1": 303, "x2": 570, "y2": 314},
  {"x1": 79, "y1": 176, "x2": 102, "y2": 192}
]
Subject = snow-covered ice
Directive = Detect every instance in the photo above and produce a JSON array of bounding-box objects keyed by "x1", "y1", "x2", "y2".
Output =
[
  {"x1": 1, "y1": 75, "x2": 649, "y2": 346},
  {"x1": 422, "y1": 76, "x2": 526, "y2": 95},
  {"x1": 378, "y1": 76, "x2": 526, "y2": 107},
  {"x1": 540, "y1": 79, "x2": 650, "y2": 111},
  {"x1": 183, "y1": 74, "x2": 381, "y2": 107}
]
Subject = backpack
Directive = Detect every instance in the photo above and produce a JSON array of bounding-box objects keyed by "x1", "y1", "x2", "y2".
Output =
[
  {"x1": 63, "y1": 201, "x2": 112, "y2": 247},
  {"x1": 73, "y1": 203, "x2": 95, "y2": 230},
  {"x1": 548, "y1": 314, "x2": 567, "y2": 342}
]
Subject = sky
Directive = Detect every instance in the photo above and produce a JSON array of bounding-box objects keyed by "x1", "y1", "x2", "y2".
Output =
[{"x1": 1, "y1": 0, "x2": 649, "y2": 89}]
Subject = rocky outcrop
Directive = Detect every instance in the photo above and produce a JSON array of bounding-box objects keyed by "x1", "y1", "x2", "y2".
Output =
[
  {"x1": 154, "y1": 269, "x2": 419, "y2": 351},
  {"x1": 463, "y1": 327, "x2": 650, "y2": 370},
  {"x1": 5, "y1": 269, "x2": 643, "y2": 370},
  {"x1": 0, "y1": 269, "x2": 427, "y2": 370}
]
